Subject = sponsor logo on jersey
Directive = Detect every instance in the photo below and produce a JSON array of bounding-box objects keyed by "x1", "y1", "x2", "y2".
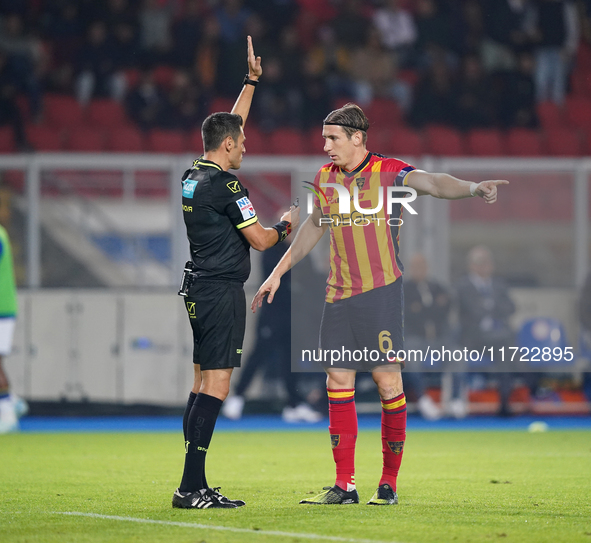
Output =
[
  {"x1": 182, "y1": 179, "x2": 198, "y2": 198},
  {"x1": 236, "y1": 197, "x2": 256, "y2": 220},
  {"x1": 226, "y1": 180, "x2": 241, "y2": 193}
]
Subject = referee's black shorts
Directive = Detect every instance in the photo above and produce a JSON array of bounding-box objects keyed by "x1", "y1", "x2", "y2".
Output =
[
  {"x1": 184, "y1": 279, "x2": 246, "y2": 370},
  {"x1": 319, "y1": 280, "x2": 404, "y2": 372}
]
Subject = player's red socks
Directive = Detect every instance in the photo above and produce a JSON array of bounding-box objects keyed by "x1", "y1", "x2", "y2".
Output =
[
  {"x1": 379, "y1": 393, "x2": 407, "y2": 491},
  {"x1": 327, "y1": 388, "x2": 357, "y2": 490}
]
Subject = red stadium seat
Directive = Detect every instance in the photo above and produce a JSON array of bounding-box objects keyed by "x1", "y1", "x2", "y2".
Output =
[
  {"x1": 268, "y1": 128, "x2": 307, "y2": 155},
  {"x1": 152, "y1": 65, "x2": 177, "y2": 89},
  {"x1": 108, "y1": 126, "x2": 145, "y2": 152},
  {"x1": 0, "y1": 126, "x2": 15, "y2": 153},
  {"x1": 365, "y1": 98, "x2": 403, "y2": 129},
  {"x1": 65, "y1": 127, "x2": 106, "y2": 151},
  {"x1": 209, "y1": 97, "x2": 235, "y2": 114},
  {"x1": 243, "y1": 127, "x2": 268, "y2": 154},
  {"x1": 26, "y1": 124, "x2": 64, "y2": 151},
  {"x1": 86, "y1": 99, "x2": 128, "y2": 128},
  {"x1": 565, "y1": 97, "x2": 591, "y2": 130},
  {"x1": 545, "y1": 127, "x2": 584, "y2": 156},
  {"x1": 188, "y1": 130, "x2": 204, "y2": 156},
  {"x1": 372, "y1": 128, "x2": 396, "y2": 155},
  {"x1": 466, "y1": 129, "x2": 505, "y2": 156},
  {"x1": 44, "y1": 94, "x2": 84, "y2": 128},
  {"x1": 536, "y1": 101, "x2": 565, "y2": 128},
  {"x1": 424, "y1": 125, "x2": 465, "y2": 156},
  {"x1": 506, "y1": 128, "x2": 544, "y2": 156},
  {"x1": 305, "y1": 126, "x2": 325, "y2": 154},
  {"x1": 390, "y1": 128, "x2": 424, "y2": 157},
  {"x1": 147, "y1": 129, "x2": 186, "y2": 153}
]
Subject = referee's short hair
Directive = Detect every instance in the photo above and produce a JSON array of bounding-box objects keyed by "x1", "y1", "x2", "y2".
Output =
[
  {"x1": 324, "y1": 103, "x2": 369, "y2": 145},
  {"x1": 202, "y1": 112, "x2": 243, "y2": 152}
]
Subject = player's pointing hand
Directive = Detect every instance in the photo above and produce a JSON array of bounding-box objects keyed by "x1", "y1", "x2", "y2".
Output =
[
  {"x1": 251, "y1": 274, "x2": 281, "y2": 313},
  {"x1": 474, "y1": 180, "x2": 509, "y2": 204},
  {"x1": 247, "y1": 35, "x2": 262, "y2": 80}
]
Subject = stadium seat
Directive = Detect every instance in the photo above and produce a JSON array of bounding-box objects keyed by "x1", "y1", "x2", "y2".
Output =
[
  {"x1": 466, "y1": 129, "x2": 505, "y2": 156},
  {"x1": 86, "y1": 99, "x2": 128, "y2": 128},
  {"x1": 536, "y1": 101, "x2": 565, "y2": 128},
  {"x1": 108, "y1": 126, "x2": 145, "y2": 152},
  {"x1": 565, "y1": 96, "x2": 591, "y2": 130},
  {"x1": 147, "y1": 129, "x2": 186, "y2": 153},
  {"x1": 424, "y1": 125, "x2": 465, "y2": 156},
  {"x1": 209, "y1": 97, "x2": 235, "y2": 114},
  {"x1": 517, "y1": 317, "x2": 571, "y2": 368},
  {"x1": 545, "y1": 127, "x2": 584, "y2": 156},
  {"x1": 152, "y1": 65, "x2": 177, "y2": 89},
  {"x1": 26, "y1": 124, "x2": 64, "y2": 151},
  {"x1": 65, "y1": 127, "x2": 106, "y2": 152},
  {"x1": 242, "y1": 126, "x2": 268, "y2": 154},
  {"x1": 370, "y1": 128, "x2": 396, "y2": 156},
  {"x1": 365, "y1": 98, "x2": 403, "y2": 129},
  {"x1": 0, "y1": 126, "x2": 15, "y2": 153},
  {"x1": 44, "y1": 94, "x2": 84, "y2": 128},
  {"x1": 305, "y1": 126, "x2": 325, "y2": 155},
  {"x1": 188, "y1": 130, "x2": 204, "y2": 156},
  {"x1": 506, "y1": 128, "x2": 544, "y2": 156},
  {"x1": 389, "y1": 128, "x2": 424, "y2": 157},
  {"x1": 267, "y1": 128, "x2": 307, "y2": 155}
]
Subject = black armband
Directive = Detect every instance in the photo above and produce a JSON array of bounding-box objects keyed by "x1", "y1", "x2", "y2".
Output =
[{"x1": 272, "y1": 220, "x2": 291, "y2": 243}]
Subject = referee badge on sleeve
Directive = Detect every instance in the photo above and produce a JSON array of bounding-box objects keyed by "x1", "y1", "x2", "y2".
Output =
[{"x1": 236, "y1": 197, "x2": 256, "y2": 221}]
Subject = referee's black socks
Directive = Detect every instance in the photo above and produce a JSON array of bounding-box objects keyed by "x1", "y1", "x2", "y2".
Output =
[{"x1": 179, "y1": 392, "x2": 223, "y2": 492}]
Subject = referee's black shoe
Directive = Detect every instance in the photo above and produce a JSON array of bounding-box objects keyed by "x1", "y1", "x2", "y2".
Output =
[
  {"x1": 209, "y1": 487, "x2": 246, "y2": 507},
  {"x1": 299, "y1": 485, "x2": 359, "y2": 504},
  {"x1": 172, "y1": 488, "x2": 238, "y2": 509}
]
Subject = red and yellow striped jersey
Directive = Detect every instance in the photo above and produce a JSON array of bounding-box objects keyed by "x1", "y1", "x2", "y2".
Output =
[{"x1": 313, "y1": 152, "x2": 415, "y2": 303}]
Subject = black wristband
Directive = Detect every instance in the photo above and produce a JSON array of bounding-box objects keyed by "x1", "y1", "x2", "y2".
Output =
[
  {"x1": 272, "y1": 220, "x2": 291, "y2": 244},
  {"x1": 243, "y1": 75, "x2": 259, "y2": 86}
]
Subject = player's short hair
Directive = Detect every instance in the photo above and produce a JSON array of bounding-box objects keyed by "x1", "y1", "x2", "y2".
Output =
[
  {"x1": 323, "y1": 103, "x2": 369, "y2": 145},
  {"x1": 202, "y1": 112, "x2": 243, "y2": 152}
]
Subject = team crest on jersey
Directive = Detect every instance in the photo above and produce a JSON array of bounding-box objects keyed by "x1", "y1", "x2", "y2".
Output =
[
  {"x1": 236, "y1": 197, "x2": 256, "y2": 220},
  {"x1": 227, "y1": 180, "x2": 241, "y2": 193},
  {"x1": 355, "y1": 177, "x2": 366, "y2": 190},
  {"x1": 182, "y1": 180, "x2": 198, "y2": 198},
  {"x1": 330, "y1": 434, "x2": 340, "y2": 449},
  {"x1": 388, "y1": 441, "x2": 404, "y2": 455}
]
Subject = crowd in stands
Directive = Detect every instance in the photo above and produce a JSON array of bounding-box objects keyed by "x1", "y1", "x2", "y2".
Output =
[{"x1": 1, "y1": 0, "x2": 591, "y2": 153}]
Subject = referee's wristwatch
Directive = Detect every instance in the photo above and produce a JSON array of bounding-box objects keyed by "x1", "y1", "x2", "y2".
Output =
[{"x1": 243, "y1": 75, "x2": 259, "y2": 87}]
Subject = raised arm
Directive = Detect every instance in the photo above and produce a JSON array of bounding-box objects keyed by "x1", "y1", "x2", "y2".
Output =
[
  {"x1": 230, "y1": 35, "x2": 261, "y2": 126},
  {"x1": 251, "y1": 206, "x2": 328, "y2": 311},
  {"x1": 405, "y1": 170, "x2": 509, "y2": 204}
]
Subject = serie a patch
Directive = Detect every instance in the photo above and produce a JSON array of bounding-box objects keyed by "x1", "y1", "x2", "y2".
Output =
[
  {"x1": 236, "y1": 197, "x2": 256, "y2": 221},
  {"x1": 182, "y1": 179, "x2": 198, "y2": 198},
  {"x1": 330, "y1": 434, "x2": 340, "y2": 449},
  {"x1": 388, "y1": 441, "x2": 404, "y2": 455}
]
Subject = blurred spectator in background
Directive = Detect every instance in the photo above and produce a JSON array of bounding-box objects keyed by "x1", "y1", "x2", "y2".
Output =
[
  {"x1": 138, "y1": 0, "x2": 173, "y2": 64},
  {"x1": 578, "y1": 270, "x2": 591, "y2": 401},
  {"x1": 0, "y1": 13, "x2": 44, "y2": 118},
  {"x1": 530, "y1": 0, "x2": 579, "y2": 106},
  {"x1": 456, "y1": 246, "x2": 516, "y2": 417},
  {"x1": 403, "y1": 253, "x2": 452, "y2": 421},
  {"x1": 223, "y1": 242, "x2": 323, "y2": 423},
  {"x1": 0, "y1": 50, "x2": 28, "y2": 150},
  {"x1": 125, "y1": 68, "x2": 168, "y2": 130},
  {"x1": 0, "y1": 224, "x2": 27, "y2": 434},
  {"x1": 193, "y1": 16, "x2": 220, "y2": 93},
  {"x1": 330, "y1": 0, "x2": 371, "y2": 50},
  {"x1": 450, "y1": 0, "x2": 485, "y2": 59},
  {"x1": 165, "y1": 70, "x2": 208, "y2": 130},
  {"x1": 349, "y1": 26, "x2": 412, "y2": 111},
  {"x1": 454, "y1": 53, "x2": 494, "y2": 130},
  {"x1": 414, "y1": 0, "x2": 455, "y2": 69},
  {"x1": 372, "y1": 0, "x2": 417, "y2": 68},
  {"x1": 171, "y1": 0, "x2": 205, "y2": 69},
  {"x1": 75, "y1": 20, "x2": 126, "y2": 105}
]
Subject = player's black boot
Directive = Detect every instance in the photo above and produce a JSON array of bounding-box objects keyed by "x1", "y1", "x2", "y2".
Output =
[
  {"x1": 172, "y1": 488, "x2": 238, "y2": 509},
  {"x1": 300, "y1": 485, "x2": 359, "y2": 504},
  {"x1": 366, "y1": 484, "x2": 398, "y2": 505},
  {"x1": 209, "y1": 487, "x2": 246, "y2": 507}
]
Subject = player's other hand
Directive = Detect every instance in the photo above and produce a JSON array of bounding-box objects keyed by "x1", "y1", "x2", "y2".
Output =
[
  {"x1": 281, "y1": 205, "x2": 300, "y2": 230},
  {"x1": 251, "y1": 274, "x2": 281, "y2": 313},
  {"x1": 247, "y1": 35, "x2": 262, "y2": 80},
  {"x1": 475, "y1": 180, "x2": 509, "y2": 204}
]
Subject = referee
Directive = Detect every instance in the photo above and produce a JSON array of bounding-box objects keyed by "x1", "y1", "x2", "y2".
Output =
[{"x1": 172, "y1": 37, "x2": 299, "y2": 509}]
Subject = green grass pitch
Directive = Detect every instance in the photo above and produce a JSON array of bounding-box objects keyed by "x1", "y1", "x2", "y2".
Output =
[{"x1": 1, "y1": 429, "x2": 590, "y2": 543}]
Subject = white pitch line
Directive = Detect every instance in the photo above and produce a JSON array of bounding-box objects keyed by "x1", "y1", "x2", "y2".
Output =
[{"x1": 55, "y1": 511, "x2": 399, "y2": 543}]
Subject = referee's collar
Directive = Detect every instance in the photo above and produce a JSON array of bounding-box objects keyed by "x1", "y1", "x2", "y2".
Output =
[{"x1": 193, "y1": 158, "x2": 223, "y2": 171}]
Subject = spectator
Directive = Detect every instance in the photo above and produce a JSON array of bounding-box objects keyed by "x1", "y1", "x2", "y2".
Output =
[
  {"x1": 138, "y1": 0, "x2": 173, "y2": 62},
  {"x1": 530, "y1": 0, "x2": 579, "y2": 105},
  {"x1": 403, "y1": 253, "x2": 452, "y2": 421},
  {"x1": 330, "y1": 0, "x2": 371, "y2": 50},
  {"x1": 171, "y1": 0, "x2": 205, "y2": 68},
  {"x1": 165, "y1": 70, "x2": 208, "y2": 130},
  {"x1": 193, "y1": 17, "x2": 220, "y2": 93},
  {"x1": 0, "y1": 51, "x2": 28, "y2": 149},
  {"x1": 215, "y1": 0, "x2": 251, "y2": 43},
  {"x1": 456, "y1": 246, "x2": 516, "y2": 417},
  {"x1": 125, "y1": 68, "x2": 168, "y2": 130},
  {"x1": 414, "y1": 0, "x2": 455, "y2": 69},
  {"x1": 454, "y1": 53, "x2": 494, "y2": 130},
  {"x1": 372, "y1": 0, "x2": 417, "y2": 68}
]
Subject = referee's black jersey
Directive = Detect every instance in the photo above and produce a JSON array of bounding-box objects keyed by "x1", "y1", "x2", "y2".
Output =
[{"x1": 182, "y1": 158, "x2": 258, "y2": 283}]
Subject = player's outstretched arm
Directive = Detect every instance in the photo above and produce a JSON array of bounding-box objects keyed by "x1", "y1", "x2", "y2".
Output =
[
  {"x1": 251, "y1": 207, "x2": 327, "y2": 312},
  {"x1": 230, "y1": 35, "x2": 261, "y2": 126},
  {"x1": 406, "y1": 170, "x2": 509, "y2": 204}
]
